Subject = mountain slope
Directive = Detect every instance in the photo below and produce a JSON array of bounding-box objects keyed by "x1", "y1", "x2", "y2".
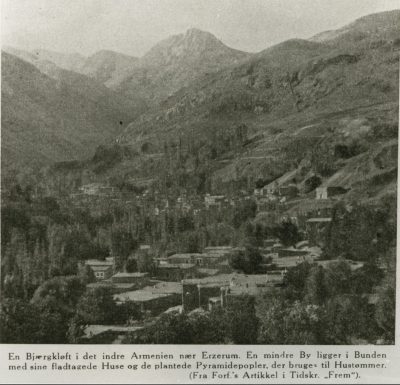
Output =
[
  {"x1": 112, "y1": 10, "x2": 398, "y2": 201},
  {"x1": 311, "y1": 9, "x2": 400, "y2": 44},
  {"x1": 1, "y1": 52, "x2": 137, "y2": 170}
]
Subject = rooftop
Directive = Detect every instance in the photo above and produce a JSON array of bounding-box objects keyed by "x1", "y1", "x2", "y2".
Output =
[
  {"x1": 157, "y1": 263, "x2": 196, "y2": 269},
  {"x1": 296, "y1": 240, "x2": 309, "y2": 248},
  {"x1": 197, "y1": 268, "x2": 220, "y2": 276},
  {"x1": 183, "y1": 273, "x2": 273, "y2": 288},
  {"x1": 85, "y1": 259, "x2": 113, "y2": 266},
  {"x1": 168, "y1": 253, "x2": 223, "y2": 260},
  {"x1": 114, "y1": 291, "x2": 169, "y2": 303},
  {"x1": 204, "y1": 246, "x2": 233, "y2": 251},
  {"x1": 164, "y1": 305, "x2": 183, "y2": 314},
  {"x1": 145, "y1": 281, "x2": 182, "y2": 294},
  {"x1": 83, "y1": 325, "x2": 143, "y2": 338},
  {"x1": 113, "y1": 281, "x2": 182, "y2": 302},
  {"x1": 168, "y1": 253, "x2": 203, "y2": 258},
  {"x1": 112, "y1": 272, "x2": 148, "y2": 278},
  {"x1": 306, "y1": 217, "x2": 332, "y2": 223},
  {"x1": 87, "y1": 282, "x2": 136, "y2": 290},
  {"x1": 90, "y1": 265, "x2": 113, "y2": 272}
]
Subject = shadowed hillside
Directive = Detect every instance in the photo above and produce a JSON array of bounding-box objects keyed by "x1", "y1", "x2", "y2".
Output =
[{"x1": 1, "y1": 52, "x2": 137, "y2": 170}]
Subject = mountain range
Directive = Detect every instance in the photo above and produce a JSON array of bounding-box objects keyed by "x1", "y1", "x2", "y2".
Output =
[
  {"x1": 2, "y1": 9, "x2": 399, "y2": 201},
  {"x1": 2, "y1": 26, "x2": 252, "y2": 169}
]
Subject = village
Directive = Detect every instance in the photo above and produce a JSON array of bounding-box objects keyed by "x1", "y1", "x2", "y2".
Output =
[{"x1": 75, "y1": 176, "x2": 363, "y2": 343}]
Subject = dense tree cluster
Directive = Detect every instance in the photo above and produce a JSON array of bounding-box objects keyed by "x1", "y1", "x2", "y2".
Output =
[
  {"x1": 257, "y1": 259, "x2": 394, "y2": 344},
  {"x1": 0, "y1": 279, "x2": 142, "y2": 344},
  {"x1": 229, "y1": 245, "x2": 262, "y2": 274},
  {"x1": 324, "y1": 198, "x2": 396, "y2": 261}
]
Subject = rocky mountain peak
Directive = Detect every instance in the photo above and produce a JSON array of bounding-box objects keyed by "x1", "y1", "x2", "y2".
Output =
[{"x1": 142, "y1": 28, "x2": 248, "y2": 66}]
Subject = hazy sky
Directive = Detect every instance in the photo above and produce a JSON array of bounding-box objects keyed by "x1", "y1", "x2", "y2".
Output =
[{"x1": 2, "y1": 0, "x2": 399, "y2": 57}]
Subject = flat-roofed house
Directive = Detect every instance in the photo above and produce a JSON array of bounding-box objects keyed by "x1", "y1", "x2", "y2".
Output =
[
  {"x1": 113, "y1": 281, "x2": 182, "y2": 315},
  {"x1": 263, "y1": 238, "x2": 280, "y2": 249},
  {"x1": 111, "y1": 272, "x2": 149, "y2": 285},
  {"x1": 316, "y1": 186, "x2": 347, "y2": 200},
  {"x1": 155, "y1": 263, "x2": 198, "y2": 281},
  {"x1": 167, "y1": 253, "x2": 203, "y2": 265},
  {"x1": 85, "y1": 259, "x2": 114, "y2": 281},
  {"x1": 204, "y1": 194, "x2": 226, "y2": 209},
  {"x1": 263, "y1": 182, "x2": 278, "y2": 197},
  {"x1": 167, "y1": 252, "x2": 228, "y2": 267},
  {"x1": 86, "y1": 280, "x2": 137, "y2": 294},
  {"x1": 138, "y1": 244, "x2": 151, "y2": 257},
  {"x1": 316, "y1": 187, "x2": 328, "y2": 200},
  {"x1": 203, "y1": 246, "x2": 233, "y2": 255},
  {"x1": 279, "y1": 185, "x2": 299, "y2": 199},
  {"x1": 278, "y1": 248, "x2": 310, "y2": 258}
]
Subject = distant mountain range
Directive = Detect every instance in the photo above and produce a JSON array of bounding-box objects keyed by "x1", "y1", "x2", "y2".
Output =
[
  {"x1": 3, "y1": 46, "x2": 138, "y2": 86},
  {"x1": 2, "y1": 9, "x2": 399, "y2": 200}
]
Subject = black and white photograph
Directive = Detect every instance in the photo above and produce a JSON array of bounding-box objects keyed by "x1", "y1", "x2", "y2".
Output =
[{"x1": 0, "y1": 0, "x2": 398, "y2": 347}]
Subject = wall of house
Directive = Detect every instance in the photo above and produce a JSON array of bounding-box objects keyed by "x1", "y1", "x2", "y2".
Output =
[
  {"x1": 93, "y1": 267, "x2": 113, "y2": 281},
  {"x1": 168, "y1": 256, "x2": 193, "y2": 264},
  {"x1": 278, "y1": 249, "x2": 309, "y2": 258},
  {"x1": 112, "y1": 275, "x2": 149, "y2": 285}
]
